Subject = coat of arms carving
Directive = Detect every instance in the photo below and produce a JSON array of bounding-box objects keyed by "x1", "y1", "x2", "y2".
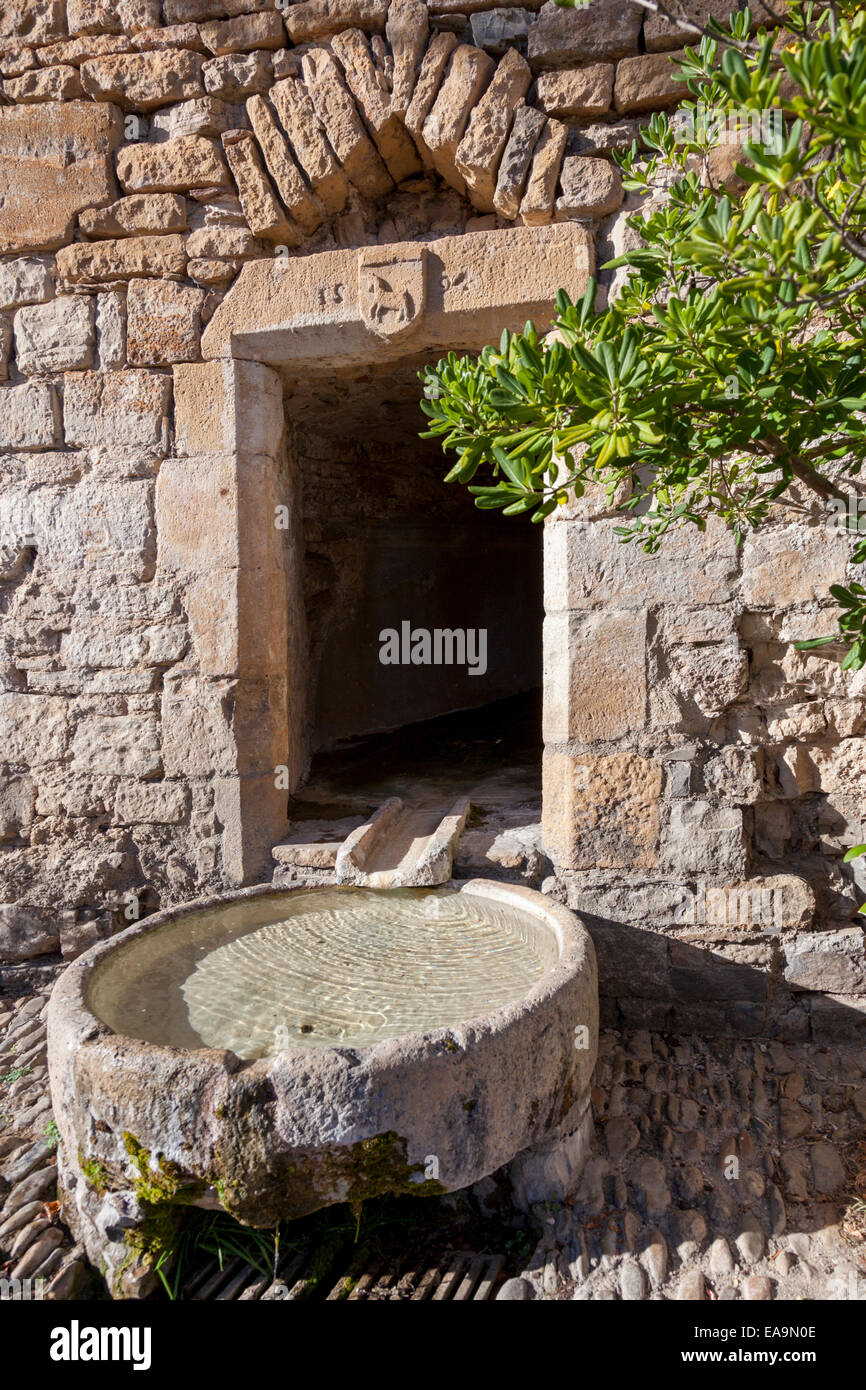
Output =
[{"x1": 357, "y1": 246, "x2": 427, "y2": 339}]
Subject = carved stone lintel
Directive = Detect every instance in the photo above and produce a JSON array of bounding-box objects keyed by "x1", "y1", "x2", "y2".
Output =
[{"x1": 357, "y1": 244, "x2": 427, "y2": 339}]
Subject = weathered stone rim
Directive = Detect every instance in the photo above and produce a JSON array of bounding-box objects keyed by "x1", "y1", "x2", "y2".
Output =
[{"x1": 54, "y1": 877, "x2": 590, "y2": 1070}]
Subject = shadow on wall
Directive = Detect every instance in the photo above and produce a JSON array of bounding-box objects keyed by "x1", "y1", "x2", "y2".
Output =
[{"x1": 584, "y1": 914, "x2": 866, "y2": 1045}]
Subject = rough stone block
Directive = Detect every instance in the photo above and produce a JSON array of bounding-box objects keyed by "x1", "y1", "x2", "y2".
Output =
[
  {"x1": 543, "y1": 750, "x2": 662, "y2": 869},
  {"x1": 270, "y1": 77, "x2": 349, "y2": 214},
  {"x1": 556, "y1": 154, "x2": 622, "y2": 219},
  {"x1": 0, "y1": 905, "x2": 59, "y2": 963},
  {"x1": 570, "y1": 879, "x2": 691, "y2": 930},
  {"x1": 543, "y1": 609, "x2": 646, "y2": 742},
  {"x1": 117, "y1": 134, "x2": 231, "y2": 193},
  {"x1": 645, "y1": 0, "x2": 738, "y2": 52},
  {"x1": 202, "y1": 12, "x2": 285, "y2": 53},
  {"x1": 164, "y1": 0, "x2": 261, "y2": 19},
  {"x1": 81, "y1": 51, "x2": 205, "y2": 110},
  {"x1": 741, "y1": 525, "x2": 851, "y2": 606},
  {"x1": 14, "y1": 296, "x2": 94, "y2": 374},
  {"x1": 825, "y1": 699, "x2": 866, "y2": 737},
  {"x1": 570, "y1": 117, "x2": 647, "y2": 156},
  {"x1": 4, "y1": 476, "x2": 154, "y2": 574},
  {"x1": 810, "y1": 740, "x2": 866, "y2": 796},
  {"x1": 127, "y1": 278, "x2": 206, "y2": 366},
  {"x1": 536, "y1": 63, "x2": 614, "y2": 118},
  {"x1": 283, "y1": 0, "x2": 389, "y2": 43},
  {"x1": 0, "y1": 382, "x2": 61, "y2": 449},
  {"x1": 0, "y1": 693, "x2": 68, "y2": 764},
  {"x1": 528, "y1": 0, "x2": 642, "y2": 70},
  {"x1": 520, "y1": 115, "x2": 566, "y2": 224},
  {"x1": 3, "y1": 65, "x2": 84, "y2": 103},
  {"x1": 0, "y1": 316, "x2": 10, "y2": 381},
  {"x1": 662, "y1": 800, "x2": 746, "y2": 876},
  {"x1": 614, "y1": 51, "x2": 687, "y2": 115},
  {"x1": 0, "y1": 0, "x2": 65, "y2": 45},
  {"x1": 60, "y1": 617, "x2": 185, "y2": 668},
  {"x1": 29, "y1": 33, "x2": 128, "y2": 64},
  {"x1": 114, "y1": 782, "x2": 189, "y2": 825},
  {"x1": 784, "y1": 928, "x2": 866, "y2": 994},
  {"x1": 71, "y1": 714, "x2": 161, "y2": 778},
  {"x1": 301, "y1": 47, "x2": 393, "y2": 199},
  {"x1": 387, "y1": 0, "x2": 428, "y2": 119},
  {"x1": 0, "y1": 258, "x2": 54, "y2": 310},
  {"x1": 150, "y1": 96, "x2": 238, "y2": 142},
  {"x1": 676, "y1": 873, "x2": 815, "y2": 932},
  {"x1": 79, "y1": 193, "x2": 188, "y2": 238},
  {"x1": 455, "y1": 47, "x2": 531, "y2": 211},
  {"x1": 470, "y1": 8, "x2": 534, "y2": 54},
  {"x1": 0, "y1": 48, "x2": 36, "y2": 79},
  {"x1": 222, "y1": 130, "x2": 297, "y2": 241},
  {"x1": 185, "y1": 226, "x2": 256, "y2": 259},
  {"x1": 67, "y1": 0, "x2": 161, "y2": 34},
  {"x1": 404, "y1": 31, "x2": 458, "y2": 166},
  {"x1": 245, "y1": 96, "x2": 322, "y2": 235},
  {"x1": 202, "y1": 51, "x2": 273, "y2": 101},
  {"x1": 544, "y1": 516, "x2": 739, "y2": 610},
  {"x1": 493, "y1": 102, "x2": 545, "y2": 217},
  {"x1": 56, "y1": 235, "x2": 187, "y2": 283},
  {"x1": 702, "y1": 745, "x2": 763, "y2": 802},
  {"x1": 161, "y1": 675, "x2": 239, "y2": 776},
  {"x1": 188, "y1": 256, "x2": 240, "y2": 286},
  {"x1": 668, "y1": 642, "x2": 749, "y2": 719},
  {"x1": 422, "y1": 44, "x2": 495, "y2": 193},
  {"x1": 0, "y1": 101, "x2": 122, "y2": 255},
  {"x1": 63, "y1": 369, "x2": 171, "y2": 451},
  {"x1": 331, "y1": 28, "x2": 422, "y2": 184}
]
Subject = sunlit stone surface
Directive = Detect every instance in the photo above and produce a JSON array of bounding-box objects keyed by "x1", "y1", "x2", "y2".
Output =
[{"x1": 89, "y1": 886, "x2": 557, "y2": 1058}]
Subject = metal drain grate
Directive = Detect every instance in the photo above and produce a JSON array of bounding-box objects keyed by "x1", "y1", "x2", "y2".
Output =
[{"x1": 180, "y1": 1248, "x2": 505, "y2": 1302}]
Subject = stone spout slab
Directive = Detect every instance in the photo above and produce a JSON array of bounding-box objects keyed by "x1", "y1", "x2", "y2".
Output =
[
  {"x1": 201, "y1": 223, "x2": 593, "y2": 372},
  {"x1": 335, "y1": 795, "x2": 471, "y2": 886}
]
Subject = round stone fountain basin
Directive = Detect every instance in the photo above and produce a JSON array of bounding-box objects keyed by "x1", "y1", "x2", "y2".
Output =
[{"x1": 47, "y1": 879, "x2": 598, "y2": 1298}]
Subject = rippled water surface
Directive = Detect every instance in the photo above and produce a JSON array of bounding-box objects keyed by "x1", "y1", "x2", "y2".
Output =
[{"x1": 89, "y1": 888, "x2": 556, "y2": 1060}]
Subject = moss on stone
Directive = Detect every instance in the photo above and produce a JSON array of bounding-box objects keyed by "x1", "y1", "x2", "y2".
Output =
[
  {"x1": 111, "y1": 1133, "x2": 210, "y2": 1286},
  {"x1": 121, "y1": 1131, "x2": 206, "y2": 1208},
  {"x1": 120, "y1": 1205, "x2": 184, "y2": 1274},
  {"x1": 346, "y1": 1131, "x2": 445, "y2": 1202},
  {"x1": 79, "y1": 1153, "x2": 111, "y2": 1194}
]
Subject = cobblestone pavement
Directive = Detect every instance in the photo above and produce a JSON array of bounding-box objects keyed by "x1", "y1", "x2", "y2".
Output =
[
  {"x1": 2, "y1": 984, "x2": 864, "y2": 1302},
  {"x1": 0, "y1": 987, "x2": 87, "y2": 1299},
  {"x1": 511, "y1": 1030, "x2": 866, "y2": 1301}
]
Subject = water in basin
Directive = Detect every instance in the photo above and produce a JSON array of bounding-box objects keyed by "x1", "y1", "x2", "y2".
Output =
[{"x1": 88, "y1": 887, "x2": 558, "y2": 1060}]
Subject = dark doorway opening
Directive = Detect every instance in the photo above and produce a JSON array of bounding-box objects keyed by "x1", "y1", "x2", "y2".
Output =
[{"x1": 287, "y1": 360, "x2": 544, "y2": 798}]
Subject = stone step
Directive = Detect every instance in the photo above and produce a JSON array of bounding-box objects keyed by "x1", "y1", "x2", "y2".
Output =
[
  {"x1": 272, "y1": 814, "x2": 367, "y2": 869},
  {"x1": 334, "y1": 795, "x2": 471, "y2": 887}
]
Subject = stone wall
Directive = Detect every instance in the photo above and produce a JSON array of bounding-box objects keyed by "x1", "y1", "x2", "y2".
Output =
[
  {"x1": 0, "y1": 0, "x2": 864, "y2": 1042},
  {"x1": 542, "y1": 492, "x2": 866, "y2": 1041}
]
